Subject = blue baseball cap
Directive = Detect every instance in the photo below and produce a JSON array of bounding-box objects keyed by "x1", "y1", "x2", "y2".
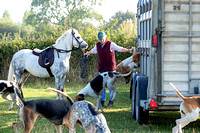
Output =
[{"x1": 98, "y1": 31, "x2": 106, "y2": 40}]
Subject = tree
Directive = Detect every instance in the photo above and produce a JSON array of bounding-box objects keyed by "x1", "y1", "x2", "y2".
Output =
[
  {"x1": 0, "y1": 10, "x2": 20, "y2": 37},
  {"x1": 23, "y1": 10, "x2": 39, "y2": 26},
  {"x1": 2, "y1": 10, "x2": 12, "y2": 22},
  {"x1": 107, "y1": 10, "x2": 136, "y2": 29},
  {"x1": 30, "y1": 0, "x2": 103, "y2": 29}
]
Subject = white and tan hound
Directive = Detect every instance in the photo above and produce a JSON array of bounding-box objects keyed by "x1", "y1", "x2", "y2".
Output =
[
  {"x1": 170, "y1": 83, "x2": 200, "y2": 133},
  {"x1": 116, "y1": 52, "x2": 140, "y2": 83}
]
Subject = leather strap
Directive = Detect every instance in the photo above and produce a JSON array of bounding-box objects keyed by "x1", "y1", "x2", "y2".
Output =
[{"x1": 46, "y1": 67, "x2": 54, "y2": 77}]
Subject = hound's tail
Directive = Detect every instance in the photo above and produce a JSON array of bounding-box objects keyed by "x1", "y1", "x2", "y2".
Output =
[
  {"x1": 113, "y1": 70, "x2": 133, "y2": 77},
  {"x1": 7, "y1": 61, "x2": 14, "y2": 81},
  {"x1": 47, "y1": 87, "x2": 74, "y2": 105},
  {"x1": 169, "y1": 83, "x2": 186, "y2": 100}
]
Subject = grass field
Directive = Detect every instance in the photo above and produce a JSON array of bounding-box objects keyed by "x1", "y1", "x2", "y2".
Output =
[{"x1": 0, "y1": 81, "x2": 200, "y2": 133}]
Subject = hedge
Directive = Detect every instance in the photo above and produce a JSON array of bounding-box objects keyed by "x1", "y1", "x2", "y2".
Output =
[{"x1": 0, "y1": 29, "x2": 136, "y2": 82}]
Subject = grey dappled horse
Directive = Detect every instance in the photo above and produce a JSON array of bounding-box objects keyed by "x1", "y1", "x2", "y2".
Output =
[{"x1": 7, "y1": 29, "x2": 88, "y2": 99}]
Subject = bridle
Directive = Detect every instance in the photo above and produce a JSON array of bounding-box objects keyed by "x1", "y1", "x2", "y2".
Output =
[
  {"x1": 53, "y1": 29, "x2": 84, "y2": 53},
  {"x1": 71, "y1": 29, "x2": 84, "y2": 47},
  {"x1": 53, "y1": 29, "x2": 88, "y2": 78}
]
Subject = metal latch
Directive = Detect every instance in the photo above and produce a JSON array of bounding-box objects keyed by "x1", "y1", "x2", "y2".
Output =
[{"x1": 173, "y1": 5, "x2": 181, "y2": 11}]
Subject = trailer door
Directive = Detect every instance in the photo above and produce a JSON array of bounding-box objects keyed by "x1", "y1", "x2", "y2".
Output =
[{"x1": 161, "y1": 0, "x2": 200, "y2": 103}]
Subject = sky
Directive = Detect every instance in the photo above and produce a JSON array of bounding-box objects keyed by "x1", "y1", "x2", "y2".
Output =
[{"x1": 0, "y1": 0, "x2": 137, "y2": 23}]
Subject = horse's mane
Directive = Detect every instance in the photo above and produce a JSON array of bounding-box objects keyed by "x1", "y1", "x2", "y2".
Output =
[{"x1": 56, "y1": 29, "x2": 73, "y2": 44}]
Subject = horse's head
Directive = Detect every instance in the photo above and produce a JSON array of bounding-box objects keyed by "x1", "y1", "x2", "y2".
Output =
[{"x1": 71, "y1": 29, "x2": 88, "y2": 51}]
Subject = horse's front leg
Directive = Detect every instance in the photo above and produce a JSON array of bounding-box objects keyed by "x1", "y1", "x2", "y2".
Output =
[
  {"x1": 60, "y1": 75, "x2": 66, "y2": 99},
  {"x1": 55, "y1": 75, "x2": 66, "y2": 100},
  {"x1": 55, "y1": 76, "x2": 61, "y2": 100}
]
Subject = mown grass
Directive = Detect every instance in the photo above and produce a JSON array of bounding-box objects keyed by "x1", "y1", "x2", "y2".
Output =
[{"x1": 0, "y1": 80, "x2": 200, "y2": 133}]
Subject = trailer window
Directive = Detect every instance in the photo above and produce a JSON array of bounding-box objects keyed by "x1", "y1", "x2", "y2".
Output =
[
  {"x1": 145, "y1": 21, "x2": 147, "y2": 40},
  {"x1": 149, "y1": 19, "x2": 151, "y2": 40},
  {"x1": 140, "y1": 22, "x2": 142, "y2": 40},
  {"x1": 150, "y1": 0, "x2": 152, "y2": 10},
  {"x1": 140, "y1": 22, "x2": 144, "y2": 40}
]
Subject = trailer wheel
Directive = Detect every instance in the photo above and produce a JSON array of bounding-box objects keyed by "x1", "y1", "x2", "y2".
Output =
[
  {"x1": 130, "y1": 79, "x2": 133, "y2": 98},
  {"x1": 131, "y1": 74, "x2": 143, "y2": 120},
  {"x1": 135, "y1": 86, "x2": 149, "y2": 124},
  {"x1": 131, "y1": 80, "x2": 136, "y2": 119}
]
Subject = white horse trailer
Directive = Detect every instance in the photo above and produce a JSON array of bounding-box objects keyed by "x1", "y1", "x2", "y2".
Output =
[{"x1": 131, "y1": 0, "x2": 200, "y2": 124}]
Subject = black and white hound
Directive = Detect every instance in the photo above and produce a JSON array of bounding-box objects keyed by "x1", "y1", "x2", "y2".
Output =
[
  {"x1": 75, "y1": 71, "x2": 132, "y2": 112},
  {"x1": 0, "y1": 80, "x2": 19, "y2": 111}
]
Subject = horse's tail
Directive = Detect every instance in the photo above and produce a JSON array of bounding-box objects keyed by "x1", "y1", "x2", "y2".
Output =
[{"x1": 7, "y1": 60, "x2": 14, "y2": 81}]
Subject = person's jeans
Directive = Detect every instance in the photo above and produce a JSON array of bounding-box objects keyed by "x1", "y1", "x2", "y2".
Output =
[
  {"x1": 99, "y1": 71, "x2": 112, "y2": 102},
  {"x1": 101, "y1": 88, "x2": 112, "y2": 102}
]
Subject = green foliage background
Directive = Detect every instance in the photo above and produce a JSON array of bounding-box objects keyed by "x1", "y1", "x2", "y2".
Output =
[
  {"x1": 0, "y1": 6, "x2": 137, "y2": 82},
  {"x1": 0, "y1": 24, "x2": 136, "y2": 81}
]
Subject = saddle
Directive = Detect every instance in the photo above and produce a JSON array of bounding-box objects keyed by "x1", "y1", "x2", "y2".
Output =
[{"x1": 32, "y1": 46, "x2": 54, "y2": 77}]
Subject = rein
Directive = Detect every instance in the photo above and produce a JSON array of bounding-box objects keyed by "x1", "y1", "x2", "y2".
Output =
[
  {"x1": 53, "y1": 47, "x2": 80, "y2": 53},
  {"x1": 53, "y1": 47, "x2": 80, "y2": 58},
  {"x1": 80, "y1": 55, "x2": 88, "y2": 78}
]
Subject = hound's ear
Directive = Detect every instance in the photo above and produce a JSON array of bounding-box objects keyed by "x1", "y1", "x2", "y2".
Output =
[
  {"x1": 10, "y1": 82, "x2": 13, "y2": 85},
  {"x1": 62, "y1": 115, "x2": 69, "y2": 125},
  {"x1": 108, "y1": 72, "x2": 114, "y2": 78},
  {"x1": 78, "y1": 94, "x2": 85, "y2": 101},
  {"x1": 79, "y1": 94, "x2": 84, "y2": 97},
  {"x1": 9, "y1": 82, "x2": 15, "y2": 87}
]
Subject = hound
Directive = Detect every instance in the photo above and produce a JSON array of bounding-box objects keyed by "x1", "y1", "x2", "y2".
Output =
[
  {"x1": 170, "y1": 83, "x2": 200, "y2": 133},
  {"x1": 116, "y1": 52, "x2": 140, "y2": 83},
  {"x1": 75, "y1": 71, "x2": 131, "y2": 112},
  {"x1": 51, "y1": 88, "x2": 111, "y2": 133},
  {"x1": 0, "y1": 80, "x2": 19, "y2": 111},
  {"x1": 12, "y1": 88, "x2": 74, "y2": 133}
]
